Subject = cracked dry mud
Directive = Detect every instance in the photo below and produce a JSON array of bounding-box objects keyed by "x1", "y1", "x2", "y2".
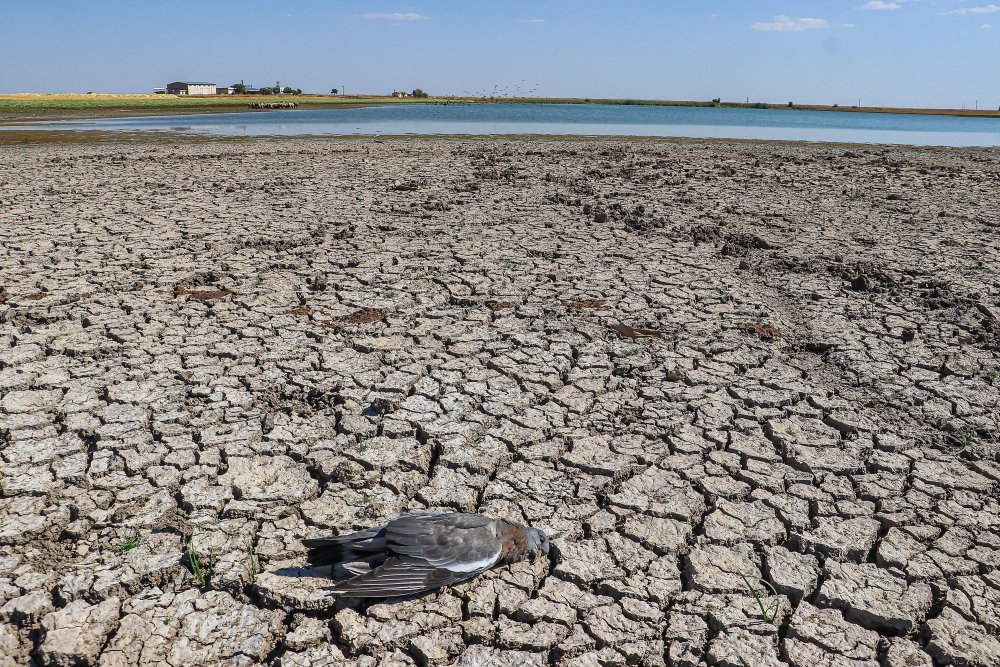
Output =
[{"x1": 1, "y1": 136, "x2": 999, "y2": 667}]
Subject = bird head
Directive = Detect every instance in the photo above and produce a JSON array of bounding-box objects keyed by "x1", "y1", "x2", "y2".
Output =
[{"x1": 526, "y1": 527, "x2": 550, "y2": 562}]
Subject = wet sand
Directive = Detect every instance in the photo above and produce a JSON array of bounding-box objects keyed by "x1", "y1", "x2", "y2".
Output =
[{"x1": 1, "y1": 136, "x2": 998, "y2": 666}]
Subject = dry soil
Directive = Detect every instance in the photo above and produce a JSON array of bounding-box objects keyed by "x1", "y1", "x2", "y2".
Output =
[{"x1": 1, "y1": 136, "x2": 999, "y2": 666}]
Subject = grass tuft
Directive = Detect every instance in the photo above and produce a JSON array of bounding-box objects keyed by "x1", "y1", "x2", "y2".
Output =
[
  {"x1": 185, "y1": 534, "x2": 213, "y2": 588},
  {"x1": 740, "y1": 573, "x2": 780, "y2": 624},
  {"x1": 951, "y1": 429, "x2": 974, "y2": 455},
  {"x1": 115, "y1": 533, "x2": 140, "y2": 552},
  {"x1": 240, "y1": 539, "x2": 260, "y2": 581}
]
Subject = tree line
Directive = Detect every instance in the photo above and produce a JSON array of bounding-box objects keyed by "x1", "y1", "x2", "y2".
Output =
[{"x1": 232, "y1": 83, "x2": 302, "y2": 95}]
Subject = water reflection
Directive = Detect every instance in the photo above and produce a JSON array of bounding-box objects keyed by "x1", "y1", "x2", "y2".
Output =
[{"x1": 10, "y1": 103, "x2": 1000, "y2": 147}]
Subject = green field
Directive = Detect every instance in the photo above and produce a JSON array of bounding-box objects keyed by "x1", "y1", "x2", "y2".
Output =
[{"x1": 0, "y1": 94, "x2": 465, "y2": 121}]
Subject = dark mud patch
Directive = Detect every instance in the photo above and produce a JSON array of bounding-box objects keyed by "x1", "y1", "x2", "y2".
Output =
[
  {"x1": 331, "y1": 309, "x2": 386, "y2": 325},
  {"x1": 738, "y1": 321, "x2": 783, "y2": 342},
  {"x1": 563, "y1": 299, "x2": 608, "y2": 310},
  {"x1": 485, "y1": 300, "x2": 517, "y2": 312},
  {"x1": 175, "y1": 286, "x2": 237, "y2": 301},
  {"x1": 606, "y1": 322, "x2": 663, "y2": 339}
]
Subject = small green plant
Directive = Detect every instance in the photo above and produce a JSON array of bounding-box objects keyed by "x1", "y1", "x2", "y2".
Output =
[
  {"x1": 185, "y1": 535, "x2": 212, "y2": 588},
  {"x1": 240, "y1": 539, "x2": 259, "y2": 580},
  {"x1": 356, "y1": 442, "x2": 368, "y2": 453},
  {"x1": 625, "y1": 347, "x2": 641, "y2": 356},
  {"x1": 164, "y1": 616, "x2": 172, "y2": 626},
  {"x1": 740, "y1": 574, "x2": 780, "y2": 623},
  {"x1": 987, "y1": 369, "x2": 999, "y2": 380},
  {"x1": 358, "y1": 492, "x2": 372, "y2": 506},
  {"x1": 116, "y1": 533, "x2": 140, "y2": 552},
  {"x1": 847, "y1": 186, "x2": 866, "y2": 202},
  {"x1": 952, "y1": 430, "x2": 974, "y2": 455},
  {"x1": 384, "y1": 291, "x2": 397, "y2": 299}
]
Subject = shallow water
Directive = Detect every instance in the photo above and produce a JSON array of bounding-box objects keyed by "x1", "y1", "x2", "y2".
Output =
[{"x1": 11, "y1": 103, "x2": 1000, "y2": 146}]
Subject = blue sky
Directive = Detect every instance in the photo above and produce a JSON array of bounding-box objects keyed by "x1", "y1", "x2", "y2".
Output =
[{"x1": 0, "y1": 1, "x2": 997, "y2": 108}]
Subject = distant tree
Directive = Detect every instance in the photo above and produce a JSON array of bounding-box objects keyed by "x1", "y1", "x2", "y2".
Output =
[
  {"x1": 788, "y1": 101, "x2": 794, "y2": 107},
  {"x1": 259, "y1": 87, "x2": 274, "y2": 95},
  {"x1": 283, "y1": 86, "x2": 294, "y2": 94},
  {"x1": 412, "y1": 88, "x2": 429, "y2": 98},
  {"x1": 233, "y1": 82, "x2": 247, "y2": 95},
  {"x1": 711, "y1": 97, "x2": 721, "y2": 105},
  {"x1": 294, "y1": 88, "x2": 302, "y2": 95},
  {"x1": 331, "y1": 88, "x2": 339, "y2": 95}
]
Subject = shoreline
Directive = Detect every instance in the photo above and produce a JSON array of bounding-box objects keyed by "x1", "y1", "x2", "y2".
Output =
[
  {"x1": 3, "y1": 129, "x2": 1000, "y2": 152},
  {"x1": 2, "y1": 93, "x2": 999, "y2": 124}
]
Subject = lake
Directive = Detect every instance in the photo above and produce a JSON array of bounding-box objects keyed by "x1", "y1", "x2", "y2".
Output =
[{"x1": 11, "y1": 103, "x2": 1000, "y2": 146}]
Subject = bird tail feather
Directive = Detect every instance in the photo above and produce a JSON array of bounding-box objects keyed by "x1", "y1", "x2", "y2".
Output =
[{"x1": 302, "y1": 528, "x2": 386, "y2": 566}]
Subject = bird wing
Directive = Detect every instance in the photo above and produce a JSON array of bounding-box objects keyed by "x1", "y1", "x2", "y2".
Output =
[
  {"x1": 384, "y1": 513, "x2": 502, "y2": 571},
  {"x1": 330, "y1": 555, "x2": 485, "y2": 598}
]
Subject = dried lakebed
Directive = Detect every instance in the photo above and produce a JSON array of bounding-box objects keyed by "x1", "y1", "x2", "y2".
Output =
[{"x1": 0, "y1": 137, "x2": 998, "y2": 666}]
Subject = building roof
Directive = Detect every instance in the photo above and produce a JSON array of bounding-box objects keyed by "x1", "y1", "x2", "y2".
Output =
[{"x1": 167, "y1": 82, "x2": 216, "y2": 86}]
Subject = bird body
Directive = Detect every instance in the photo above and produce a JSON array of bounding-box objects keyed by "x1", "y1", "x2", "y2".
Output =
[{"x1": 302, "y1": 512, "x2": 549, "y2": 598}]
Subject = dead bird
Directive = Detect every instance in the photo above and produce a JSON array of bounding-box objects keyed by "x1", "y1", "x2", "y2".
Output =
[{"x1": 303, "y1": 511, "x2": 550, "y2": 598}]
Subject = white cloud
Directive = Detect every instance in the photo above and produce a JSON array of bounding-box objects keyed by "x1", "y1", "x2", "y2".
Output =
[
  {"x1": 942, "y1": 5, "x2": 1000, "y2": 15},
  {"x1": 361, "y1": 12, "x2": 428, "y2": 21},
  {"x1": 751, "y1": 15, "x2": 831, "y2": 31},
  {"x1": 517, "y1": 18, "x2": 545, "y2": 24},
  {"x1": 982, "y1": 22, "x2": 994, "y2": 27},
  {"x1": 862, "y1": 1, "x2": 900, "y2": 9}
]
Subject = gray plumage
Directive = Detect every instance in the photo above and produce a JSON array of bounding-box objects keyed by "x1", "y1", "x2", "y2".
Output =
[{"x1": 302, "y1": 511, "x2": 549, "y2": 598}]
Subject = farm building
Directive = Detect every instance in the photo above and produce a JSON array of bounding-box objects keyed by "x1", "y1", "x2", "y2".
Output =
[
  {"x1": 216, "y1": 86, "x2": 235, "y2": 95},
  {"x1": 165, "y1": 82, "x2": 217, "y2": 96}
]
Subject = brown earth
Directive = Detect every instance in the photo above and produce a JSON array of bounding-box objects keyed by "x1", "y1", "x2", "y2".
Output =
[{"x1": 0, "y1": 136, "x2": 999, "y2": 666}]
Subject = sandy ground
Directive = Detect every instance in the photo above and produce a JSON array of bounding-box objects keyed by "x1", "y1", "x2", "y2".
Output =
[{"x1": 0, "y1": 136, "x2": 999, "y2": 666}]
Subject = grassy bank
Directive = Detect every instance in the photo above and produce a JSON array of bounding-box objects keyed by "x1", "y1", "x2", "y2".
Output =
[
  {"x1": 510, "y1": 97, "x2": 1000, "y2": 117},
  {"x1": 2, "y1": 93, "x2": 998, "y2": 122},
  {"x1": 0, "y1": 93, "x2": 465, "y2": 122}
]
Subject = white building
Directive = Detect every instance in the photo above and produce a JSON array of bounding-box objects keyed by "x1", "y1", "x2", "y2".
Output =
[{"x1": 165, "y1": 82, "x2": 217, "y2": 96}]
